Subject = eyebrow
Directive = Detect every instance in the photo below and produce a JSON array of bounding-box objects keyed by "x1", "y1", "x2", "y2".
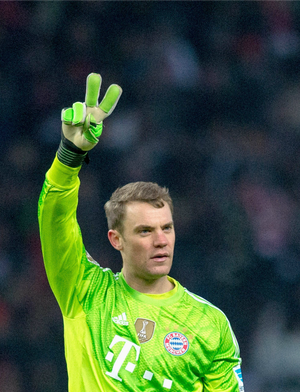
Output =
[
  {"x1": 134, "y1": 221, "x2": 174, "y2": 233},
  {"x1": 162, "y1": 221, "x2": 174, "y2": 228}
]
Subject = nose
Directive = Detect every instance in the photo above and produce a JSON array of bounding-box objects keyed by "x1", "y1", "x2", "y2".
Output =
[{"x1": 153, "y1": 230, "x2": 168, "y2": 248}]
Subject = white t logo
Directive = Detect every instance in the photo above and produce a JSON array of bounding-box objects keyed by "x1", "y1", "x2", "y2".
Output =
[{"x1": 106, "y1": 335, "x2": 141, "y2": 381}]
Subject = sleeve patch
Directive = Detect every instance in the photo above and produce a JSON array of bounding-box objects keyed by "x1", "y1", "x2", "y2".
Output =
[{"x1": 233, "y1": 365, "x2": 244, "y2": 392}]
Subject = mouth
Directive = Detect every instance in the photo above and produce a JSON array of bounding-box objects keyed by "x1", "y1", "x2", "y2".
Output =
[{"x1": 150, "y1": 253, "x2": 169, "y2": 262}]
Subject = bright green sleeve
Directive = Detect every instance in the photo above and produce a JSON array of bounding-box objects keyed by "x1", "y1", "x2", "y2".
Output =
[
  {"x1": 38, "y1": 156, "x2": 91, "y2": 318},
  {"x1": 203, "y1": 314, "x2": 244, "y2": 391}
]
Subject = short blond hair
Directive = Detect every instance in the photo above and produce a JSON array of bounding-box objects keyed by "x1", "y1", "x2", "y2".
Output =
[{"x1": 104, "y1": 182, "x2": 173, "y2": 233}]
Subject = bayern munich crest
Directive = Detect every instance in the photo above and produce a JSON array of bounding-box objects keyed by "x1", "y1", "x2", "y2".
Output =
[{"x1": 164, "y1": 332, "x2": 189, "y2": 356}]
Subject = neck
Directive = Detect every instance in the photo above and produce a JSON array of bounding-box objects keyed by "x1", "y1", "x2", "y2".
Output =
[{"x1": 122, "y1": 272, "x2": 174, "y2": 294}]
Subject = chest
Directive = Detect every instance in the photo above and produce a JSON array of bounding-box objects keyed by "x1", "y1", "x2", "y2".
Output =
[{"x1": 85, "y1": 292, "x2": 215, "y2": 390}]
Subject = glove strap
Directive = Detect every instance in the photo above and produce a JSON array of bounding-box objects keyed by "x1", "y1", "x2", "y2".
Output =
[{"x1": 57, "y1": 133, "x2": 88, "y2": 167}]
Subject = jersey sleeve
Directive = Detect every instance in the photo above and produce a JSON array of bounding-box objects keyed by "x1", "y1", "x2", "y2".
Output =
[
  {"x1": 203, "y1": 314, "x2": 244, "y2": 392},
  {"x1": 38, "y1": 156, "x2": 103, "y2": 318}
]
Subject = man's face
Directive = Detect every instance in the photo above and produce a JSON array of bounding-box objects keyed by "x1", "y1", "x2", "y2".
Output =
[{"x1": 119, "y1": 201, "x2": 175, "y2": 285}]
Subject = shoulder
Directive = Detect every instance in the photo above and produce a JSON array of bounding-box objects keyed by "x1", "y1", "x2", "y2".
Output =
[
  {"x1": 182, "y1": 287, "x2": 229, "y2": 327},
  {"x1": 81, "y1": 251, "x2": 121, "y2": 312},
  {"x1": 180, "y1": 287, "x2": 240, "y2": 357},
  {"x1": 83, "y1": 251, "x2": 119, "y2": 286}
]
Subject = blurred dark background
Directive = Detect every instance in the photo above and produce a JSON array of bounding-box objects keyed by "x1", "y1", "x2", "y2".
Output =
[{"x1": 1, "y1": 1, "x2": 300, "y2": 391}]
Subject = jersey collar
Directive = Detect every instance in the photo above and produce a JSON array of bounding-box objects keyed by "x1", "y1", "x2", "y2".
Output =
[{"x1": 118, "y1": 272, "x2": 184, "y2": 306}]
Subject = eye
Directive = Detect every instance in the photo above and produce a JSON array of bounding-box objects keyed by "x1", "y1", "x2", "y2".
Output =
[
  {"x1": 139, "y1": 228, "x2": 151, "y2": 235},
  {"x1": 163, "y1": 225, "x2": 173, "y2": 232}
]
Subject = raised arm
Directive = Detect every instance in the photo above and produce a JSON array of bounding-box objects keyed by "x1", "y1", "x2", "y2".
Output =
[{"x1": 38, "y1": 73, "x2": 122, "y2": 317}]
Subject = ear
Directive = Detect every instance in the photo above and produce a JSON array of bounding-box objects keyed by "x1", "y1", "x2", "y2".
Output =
[{"x1": 108, "y1": 229, "x2": 123, "y2": 251}]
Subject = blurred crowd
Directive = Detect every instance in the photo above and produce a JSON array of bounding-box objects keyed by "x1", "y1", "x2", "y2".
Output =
[{"x1": 1, "y1": 1, "x2": 300, "y2": 391}]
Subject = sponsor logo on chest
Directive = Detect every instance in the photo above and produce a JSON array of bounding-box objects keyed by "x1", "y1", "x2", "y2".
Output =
[{"x1": 112, "y1": 312, "x2": 129, "y2": 326}]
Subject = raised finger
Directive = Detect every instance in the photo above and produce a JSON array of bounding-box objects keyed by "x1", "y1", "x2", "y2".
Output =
[
  {"x1": 99, "y1": 84, "x2": 122, "y2": 115},
  {"x1": 85, "y1": 73, "x2": 102, "y2": 107}
]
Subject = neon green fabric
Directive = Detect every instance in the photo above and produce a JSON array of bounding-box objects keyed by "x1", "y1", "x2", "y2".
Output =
[{"x1": 38, "y1": 157, "x2": 244, "y2": 392}]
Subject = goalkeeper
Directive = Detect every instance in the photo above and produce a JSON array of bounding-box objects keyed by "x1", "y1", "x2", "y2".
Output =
[{"x1": 38, "y1": 73, "x2": 245, "y2": 391}]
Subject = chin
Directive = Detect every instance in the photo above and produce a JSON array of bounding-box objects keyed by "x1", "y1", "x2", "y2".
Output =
[{"x1": 149, "y1": 265, "x2": 172, "y2": 278}]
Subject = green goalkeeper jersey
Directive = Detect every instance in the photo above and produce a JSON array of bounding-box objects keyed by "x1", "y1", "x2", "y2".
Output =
[{"x1": 38, "y1": 157, "x2": 244, "y2": 392}]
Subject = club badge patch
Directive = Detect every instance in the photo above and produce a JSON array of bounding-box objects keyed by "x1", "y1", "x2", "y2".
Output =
[{"x1": 164, "y1": 332, "x2": 189, "y2": 356}]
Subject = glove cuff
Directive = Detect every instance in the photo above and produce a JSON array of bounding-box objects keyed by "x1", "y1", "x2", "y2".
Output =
[{"x1": 57, "y1": 133, "x2": 88, "y2": 168}]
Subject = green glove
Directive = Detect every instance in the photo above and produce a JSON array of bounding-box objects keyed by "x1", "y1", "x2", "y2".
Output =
[{"x1": 61, "y1": 73, "x2": 122, "y2": 152}]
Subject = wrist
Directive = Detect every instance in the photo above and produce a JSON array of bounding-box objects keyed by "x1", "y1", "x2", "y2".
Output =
[
  {"x1": 47, "y1": 156, "x2": 81, "y2": 189},
  {"x1": 57, "y1": 132, "x2": 88, "y2": 167}
]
